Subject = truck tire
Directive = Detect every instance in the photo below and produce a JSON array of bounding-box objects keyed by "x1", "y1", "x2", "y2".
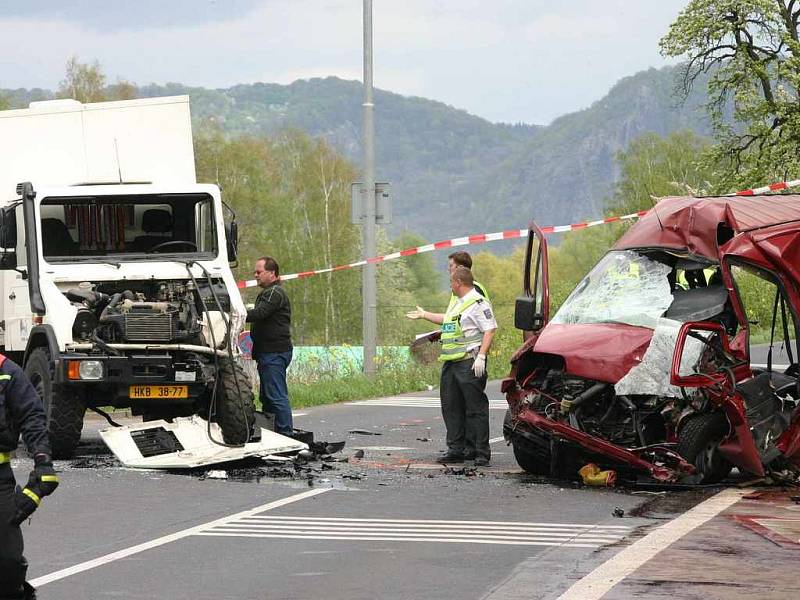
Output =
[
  {"x1": 24, "y1": 348, "x2": 85, "y2": 459},
  {"x1": 213, "y1": 359, "x2": 256, "y2": 444},
  {"x1": 677, "y1": 413, "x2": 733, "y2": 484}
]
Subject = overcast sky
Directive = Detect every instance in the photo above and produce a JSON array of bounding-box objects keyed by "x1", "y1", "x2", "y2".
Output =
[{"x1": 0, "y1": 0, "x2": 690, "y2": 125}]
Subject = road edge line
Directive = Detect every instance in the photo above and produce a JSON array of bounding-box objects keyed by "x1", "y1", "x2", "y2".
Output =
[
  {"x1": 555, "y1": 487, "x2": 745, "y2": 599},
  {"x1": 30, "y1": 487, "x2": 331, "y2": 587}
]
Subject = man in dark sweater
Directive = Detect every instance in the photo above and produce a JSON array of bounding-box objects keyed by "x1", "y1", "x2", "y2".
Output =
[{"x1": 246, "y1": 256, "x2": 294, "y2": 434}]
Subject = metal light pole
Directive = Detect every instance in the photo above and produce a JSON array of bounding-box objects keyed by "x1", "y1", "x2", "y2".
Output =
[{"x1": 362, "y1": 0, "x2": 377, "y2": 375}]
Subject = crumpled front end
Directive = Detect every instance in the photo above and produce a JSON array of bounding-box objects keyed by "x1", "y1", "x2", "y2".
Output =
[{"x1": 503, "y1": 322, "x2": 697, "y2": 483}]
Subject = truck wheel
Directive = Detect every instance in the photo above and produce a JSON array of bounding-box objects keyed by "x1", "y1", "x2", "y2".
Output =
[
  {"x1": 24, "y1": 348, "x2": 85, "y2": 459},
  {"x1": 213, "y1": 359, "x2": 256, "y2": 444},
  {"x1": 677, "y1": 413, "x2": 733, "y2": 484}
]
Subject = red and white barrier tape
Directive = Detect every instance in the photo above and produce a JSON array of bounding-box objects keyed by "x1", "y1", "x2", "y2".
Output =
[
  {"x1": 237, "y1": 209, "x2": 648, "y2": 288},
  {"x1": 236, "y1": 177, "x2": 800, "y2": 289},
  {"x1": 728, "y1": 178, "x2": 800, "y2": 196}
]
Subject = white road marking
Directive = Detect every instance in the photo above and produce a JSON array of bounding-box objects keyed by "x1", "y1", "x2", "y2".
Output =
[
  {"x1": 194, "y1": 516, "x2": 630, "y2": 548},
  {"x1": 197, "y1": 533, "x2": 614, "y2": 547},
  {"x1": 30, "y1": 488, "x2": 331, "y2": 588},
  {"x1": 556, "y1": 488, "x2": 745, "y2": 600},
  {"x1": 350, "y1": 396, "x2": 507, "y2": 410},
  {"x1": 238, "y1": 516, "x2": 630, "y2": 529},
  {"x1": 751, "y1": 363, "x2": 790, "y2": 370},
  {"x1": 490, "y1": 436, "x2": 506, "y2": 444}
]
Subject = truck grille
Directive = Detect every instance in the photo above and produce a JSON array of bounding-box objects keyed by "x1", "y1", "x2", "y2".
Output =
[{"x1": 124, "y1": 312, "x2": 173, "y2": 342}]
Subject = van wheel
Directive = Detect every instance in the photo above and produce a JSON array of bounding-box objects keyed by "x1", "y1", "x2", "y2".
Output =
[
  {"x1": 677, "y1": 413, "x2": 733, "y2": 484},
  {"x1": 212, "y1": 359, "x2": 256, "y2": 444},
  {"x1": 512, "y1": 442, "x2": 551, "y2": 475},
  {"x1": 24, "y1": 348, "x2": 85, "y2": 459},
  {"x1": 504, "y1": 410, "x2": 552, "y2": 475}
]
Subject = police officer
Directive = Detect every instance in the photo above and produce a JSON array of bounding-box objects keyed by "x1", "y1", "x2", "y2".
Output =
[
  {"x1": 447, "y1": 251, "x2": 489, "y2": 305},
  {"x1": 407, "y1": 266, "x2": 497, "y2": 466},
  {"x1": 408, "y1": 250, "x2": 491, "y2": 333},
  {"x1": 0, "y1": 354, "x2": 59, "y2": 600}
]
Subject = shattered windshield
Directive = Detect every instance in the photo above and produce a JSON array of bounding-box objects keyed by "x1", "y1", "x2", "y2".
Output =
[
  {"x1": 552, "y1": 250, "x2": 674, "y2": 329},
  {"x1": 39, "y1": 193, "x2": 217, "y2": 262}
]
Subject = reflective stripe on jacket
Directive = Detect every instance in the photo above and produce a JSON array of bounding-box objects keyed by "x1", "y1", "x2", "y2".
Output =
[{"x1": 440, "y1": 296, "x2": 485, "y2": 362}]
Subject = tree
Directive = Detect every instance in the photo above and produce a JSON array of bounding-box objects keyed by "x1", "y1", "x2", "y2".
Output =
[
  {"x1": 607, "y1": 131, "x2": 715, "y2": 214},
  {"x1": 392, "y1": 232, "x2": 442, "y2": 311},
  {"x1": 57, "y1": 56, "x2": 107, "y2": 103},
  {"x1": 194, "y1": 125, "x2": 363, "y2": 345},
  {"x1": 660, "y1": 1, "x2": 800, "y2": 187},
  {"x1": 0, "y1": 94, "x2": 10, "y2": 110},
  {"x1": 56, "y1": 57, "x2": 138, "y2": 103},
  {"x1": 107, "y1": 79, "x2": 138, "y2": 101}
]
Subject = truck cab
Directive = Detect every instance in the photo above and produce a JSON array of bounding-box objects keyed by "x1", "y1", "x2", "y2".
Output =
[{"x1": 0, "y1": 97, "x2": 254, "y2": 457}]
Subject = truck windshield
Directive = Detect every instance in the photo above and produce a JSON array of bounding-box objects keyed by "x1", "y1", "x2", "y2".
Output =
[
  {"x1": 552, "y1": 250, "x2": 674, "y2": 329},
  {"x1": 39, "y1": 193, "x2": 217, "y2": 261}
]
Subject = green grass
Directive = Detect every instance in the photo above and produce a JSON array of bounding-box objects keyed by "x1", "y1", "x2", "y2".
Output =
[
  {"x1": 284, "y1": 343, "x2": 518, "y2": 409},
  {"x1": 274, "y1": 345, "x2": 443, "y2": 408},
  {"x1": 252, "y1": 334, "x2": 522, "y2": 411},
  {"x1": 287, "y1": 364, "x2": 440, "y2": 408}
]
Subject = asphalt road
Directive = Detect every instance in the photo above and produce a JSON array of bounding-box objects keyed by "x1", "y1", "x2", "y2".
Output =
[{"x1": 12, "y1": 382, "x2": 717, "y2": 600}]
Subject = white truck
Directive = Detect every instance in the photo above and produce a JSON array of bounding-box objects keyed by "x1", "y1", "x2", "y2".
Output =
[{"x1": 0, "y1": 96, "x2": 255, "y2": 458}]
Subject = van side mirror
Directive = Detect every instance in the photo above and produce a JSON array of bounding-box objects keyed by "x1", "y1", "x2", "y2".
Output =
[
  {"x1": 515, "y1": 296, "x2": 544, "y2": 331},
  {"x1": 225, "y1": 220, "x2": 238, "y2": 264},
  {"x1": 670, "y1": 321, "x2": 736, "y2": 388},
  {"x1": 0, "y1": 207, "x2": 17, "y2": 268}
]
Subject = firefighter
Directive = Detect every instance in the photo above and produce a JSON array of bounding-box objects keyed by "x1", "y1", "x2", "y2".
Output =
[
  {"x1": 0, "y1": 354, "x2": 59, "y2": 600},
  {"x1": 407, "y1": 266, "x2": 497, "y2": 465}
]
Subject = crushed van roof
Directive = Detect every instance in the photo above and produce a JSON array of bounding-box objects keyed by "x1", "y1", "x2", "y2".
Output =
[{"x1": 615, "y1": 194, "x2": 800, "y2": 259}]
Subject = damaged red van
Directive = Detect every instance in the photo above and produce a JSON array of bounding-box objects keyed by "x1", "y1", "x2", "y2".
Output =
[{"x1": 503, "y1": 194, "x2": 800, "y2": 484}]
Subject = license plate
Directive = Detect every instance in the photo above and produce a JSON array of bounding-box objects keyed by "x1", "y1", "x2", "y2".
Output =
[{"x1": 129, "y1": 385, "x2": 188, "y2": 399}]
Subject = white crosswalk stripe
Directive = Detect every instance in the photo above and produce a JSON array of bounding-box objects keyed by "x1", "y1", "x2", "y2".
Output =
[
  {"x1": 194, "y1": 516, "x2": 631, "y2": 547},
  {"x1": 349, "y1": 396, "x2": 508, "y2": 410}
]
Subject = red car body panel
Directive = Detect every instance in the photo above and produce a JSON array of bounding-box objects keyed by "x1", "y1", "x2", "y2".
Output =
[
  {"x1": 531, "y1": 323, "x2": 654, "y2": 383},
  {"x1": 615, "y1": 195, "x2": 800, "y2": 259}
]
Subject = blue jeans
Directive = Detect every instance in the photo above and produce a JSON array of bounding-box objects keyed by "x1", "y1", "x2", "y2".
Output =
[{"x1": 254, "y1": 350, "x2": 294, "y2": 434}]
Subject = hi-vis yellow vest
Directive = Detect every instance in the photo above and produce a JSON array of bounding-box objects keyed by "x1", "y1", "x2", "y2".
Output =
[{"x1": 440, "y1": 296, "x2": 485, "y2": 362}]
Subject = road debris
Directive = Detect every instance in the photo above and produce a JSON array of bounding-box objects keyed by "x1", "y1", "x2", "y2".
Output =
[
  {"x1": 348, "y1": 429, "x2": 383, "y2": 436},
  {"x1": 99, "y1": 416, "x2": 307, "y2": 469},
  {"x1": 613, "y1": 507, "x2": 625, "y2": 518},
  {"x1": 578, "y1": 463, "x2": 617, "y2": 487}
]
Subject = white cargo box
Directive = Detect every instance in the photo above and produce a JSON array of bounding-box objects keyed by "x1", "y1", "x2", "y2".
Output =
[{"x1": 0, "y1": 95, "x2": 196, "y2": 204}]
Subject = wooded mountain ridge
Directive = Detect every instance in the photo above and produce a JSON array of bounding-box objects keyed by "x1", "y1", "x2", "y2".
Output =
[{"x1": 2, "y1": 65, "x2": 710, "y2": 244}]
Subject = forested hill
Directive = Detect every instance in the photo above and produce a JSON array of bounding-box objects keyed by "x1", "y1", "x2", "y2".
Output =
[{"x1": 2, "y1": 65, "x2": 709, "y2": 243}]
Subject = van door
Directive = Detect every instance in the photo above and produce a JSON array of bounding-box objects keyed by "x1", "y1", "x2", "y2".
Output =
[{"x1": 515, "y1": 220, "x2": 549, "y2": 335}]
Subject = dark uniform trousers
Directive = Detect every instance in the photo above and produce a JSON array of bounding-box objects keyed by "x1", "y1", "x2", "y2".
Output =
[
  {"x1": 0, "y1": 463, "x2": 27, "y2": 595},
  {"x1": 440, "y1": 357, "x2": 490, "y2": 460}
]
